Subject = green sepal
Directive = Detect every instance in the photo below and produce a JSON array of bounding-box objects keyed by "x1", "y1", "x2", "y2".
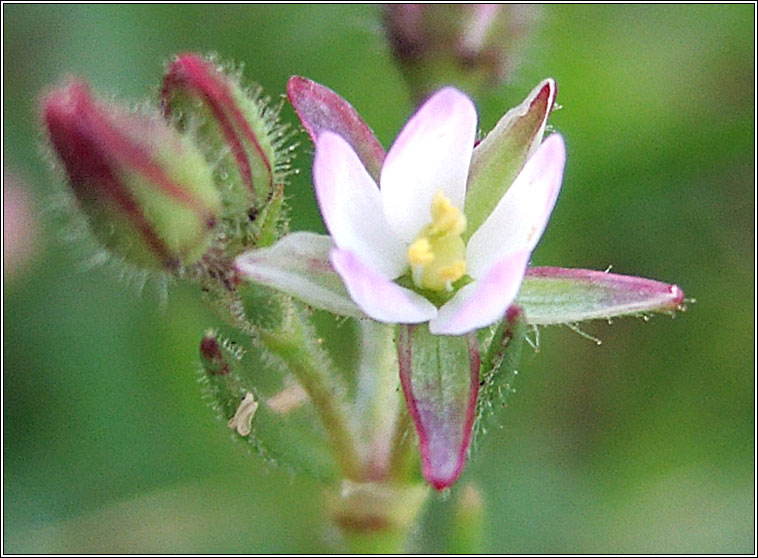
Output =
[
  {"x1": 517, "y1": 267, "x2": 686, "y2": 325},
  {"x1": 474, "y1": 305, "x2": 526, "y2": 441},
  {"x1": 398, "y1": 324, "x2": 480, "y2": 490},
  {"x1": 464, "y1": 78, "x2": 556, "y2": 239}
]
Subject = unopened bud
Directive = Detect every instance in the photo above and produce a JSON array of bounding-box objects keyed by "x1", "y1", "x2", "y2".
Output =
[
  {"x1": 198, "y1": 331, "x2": 252, "y2": 432},
  {"x1": 42, "y1": 79, "x2": 221, "y2": 270},
  {"x1": 199, "y1": 331, "x2": 230, "y2": 376},
  {"x1": 161, "y1": 53, "x2": 283, "y2": 221},
  {"x1": 383, "y1": 4, "x2": 539, "y2": 102}
]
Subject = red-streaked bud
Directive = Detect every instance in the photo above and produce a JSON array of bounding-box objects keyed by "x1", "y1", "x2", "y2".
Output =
[
  {"x1": 161, "y1": 53, "x2": 282, "y2": 218},
  {"x1": 383, "y1": 4, "x2": 540, "y2": 103},
  {"x1": 42, "y1": 79, "x2": 221, "y2": 270}
]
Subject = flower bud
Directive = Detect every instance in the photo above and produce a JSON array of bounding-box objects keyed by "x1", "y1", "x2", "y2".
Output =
[
  {"x1": 160, "y1": 53, "x2": 283, "y2": 220},
  {"x1": 42, "y1": 79, "x2": 221, "y2": 270},
  {"x1": 383, "y1": 4, "x2": 539, "y2": 102},
  {"x1": 199, "y1": 331, "x2": 230, "y2": 376},
  {"x1": 198, "y1": 331, "x2": 253, "y2": 436}
]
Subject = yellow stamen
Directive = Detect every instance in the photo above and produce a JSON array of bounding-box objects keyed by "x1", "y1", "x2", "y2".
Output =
[
  {"x1": 430, "y1": 191, "x2": 467, "y2": 236},
  {"x1": 408, "y1": 237, "x2": 434, "y2": 266},
  {"x1": 406, "y1": 190, "x2": 468, "y2": 291},
  {"x1": 438, "y1": 260, "x2": 467, "y2": 282}
]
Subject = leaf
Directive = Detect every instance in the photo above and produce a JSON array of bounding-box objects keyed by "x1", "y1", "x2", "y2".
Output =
[
  {"x1": 464, "y1": 78, "x2": 556, "y2": 238},
  {"x1": 517, "y1": 266, "x2": 686, "y2": 325},
  {"x1": 398, "y1": 324, "x2": 480, "y2": 490},
  {"x1": 287, "y1": 76, "x2": 386, "y2": 181}
]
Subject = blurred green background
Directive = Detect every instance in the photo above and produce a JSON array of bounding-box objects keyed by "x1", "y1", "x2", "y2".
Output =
[{"x1": 3, "y1": 4, "x2": 754, "y2": 553}]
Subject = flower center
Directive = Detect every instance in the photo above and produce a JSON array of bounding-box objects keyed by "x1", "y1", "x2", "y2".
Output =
[{"x1": 407, "y1": 191, "x2": 467, "y2": 292}]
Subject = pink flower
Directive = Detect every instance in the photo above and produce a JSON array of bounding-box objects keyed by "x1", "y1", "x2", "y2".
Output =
[
  {"x1": 238, "y1": 77, "x2": 685, "y2": 332},
  {"x1": 241, "y1": 86, "x2": 565, "y2": 335},
  {"x1": 236, "y1": 77, "x2": 685, "y2": 490}
]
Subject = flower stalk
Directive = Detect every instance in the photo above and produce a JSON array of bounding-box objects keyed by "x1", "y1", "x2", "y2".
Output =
[
  {"x1": 253, "y1": 302, "x2": 363, "y2": 480},
  {"x1": 353, "y1": 320, "x2": 401, "y2": 479}
]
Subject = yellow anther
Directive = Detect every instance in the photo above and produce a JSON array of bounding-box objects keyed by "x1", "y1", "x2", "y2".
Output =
[
  {"x1": 408, "y1": 237, "x2": 434, "y2": 266},
  {"x1": 438, "y1": 260, "x2": 467, "y2": 282},
  {"x1": 407, "y1": 190, "x2": 468, "y2": 291},
  {"x1": 430, "y1": 191, "x2": 467, "y2": 236}
]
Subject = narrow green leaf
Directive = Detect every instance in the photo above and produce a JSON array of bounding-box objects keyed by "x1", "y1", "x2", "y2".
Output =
[{"x1": 198, "y1": 328, "x2": 343, "y2": 482}]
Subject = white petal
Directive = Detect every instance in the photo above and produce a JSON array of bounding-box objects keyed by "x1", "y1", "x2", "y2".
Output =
[
  {"x1": 466, "y1": 133, "x2": 565, "y2": 278},
  {"x1": 429, "y1": 251, "x2": 530, "y2": 335},
  {"x1": 235, "y1": 232, "x2": 365, "y2": 319},
  {"x1": 331, "y1": 248, "x2": 438, "y2": 324},
  {"x1": 380, "y1": 87, "x2": 477, "y2": 242},
  {"x1": 314, "y1": 132, "x2": 407, "y2": 278}
]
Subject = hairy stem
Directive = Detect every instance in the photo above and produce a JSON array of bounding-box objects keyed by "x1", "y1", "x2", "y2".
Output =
[
  {"x1": 256, "y1": 304, "x2": 363, "y2": 480},
  {"x1": 353, "y1": 320, "x2": 401, "y2": 478},
  {"x1": 388, "y1": 399, "x2": 417, "y2": 482}
]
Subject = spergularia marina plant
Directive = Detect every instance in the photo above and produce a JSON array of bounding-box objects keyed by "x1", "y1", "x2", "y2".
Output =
[{"x1": 40, "y1": 17, "x2": 686, "y2": 552}]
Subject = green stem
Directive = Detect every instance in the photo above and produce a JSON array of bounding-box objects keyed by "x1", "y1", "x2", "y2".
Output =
[
  {"x1": 353, "y1": 321, "x2": 401, "y2": 478},
  {"x1": 387, "y1": 402, "x2": 417, "y2": 482},
  {"x1": 448, "y1": 483, "x2": 486, "y2": 553},
  {"x1": 341, "y1": 525, "x2": 412, "y2": 554},
  {"x1": 257, "y1": 306, "x2": 363, "y2": 480}
]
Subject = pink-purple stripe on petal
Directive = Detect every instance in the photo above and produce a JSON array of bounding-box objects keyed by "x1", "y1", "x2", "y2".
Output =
[{"x1": 329, "y1": 248, "x2": 437, "y2": 324}]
